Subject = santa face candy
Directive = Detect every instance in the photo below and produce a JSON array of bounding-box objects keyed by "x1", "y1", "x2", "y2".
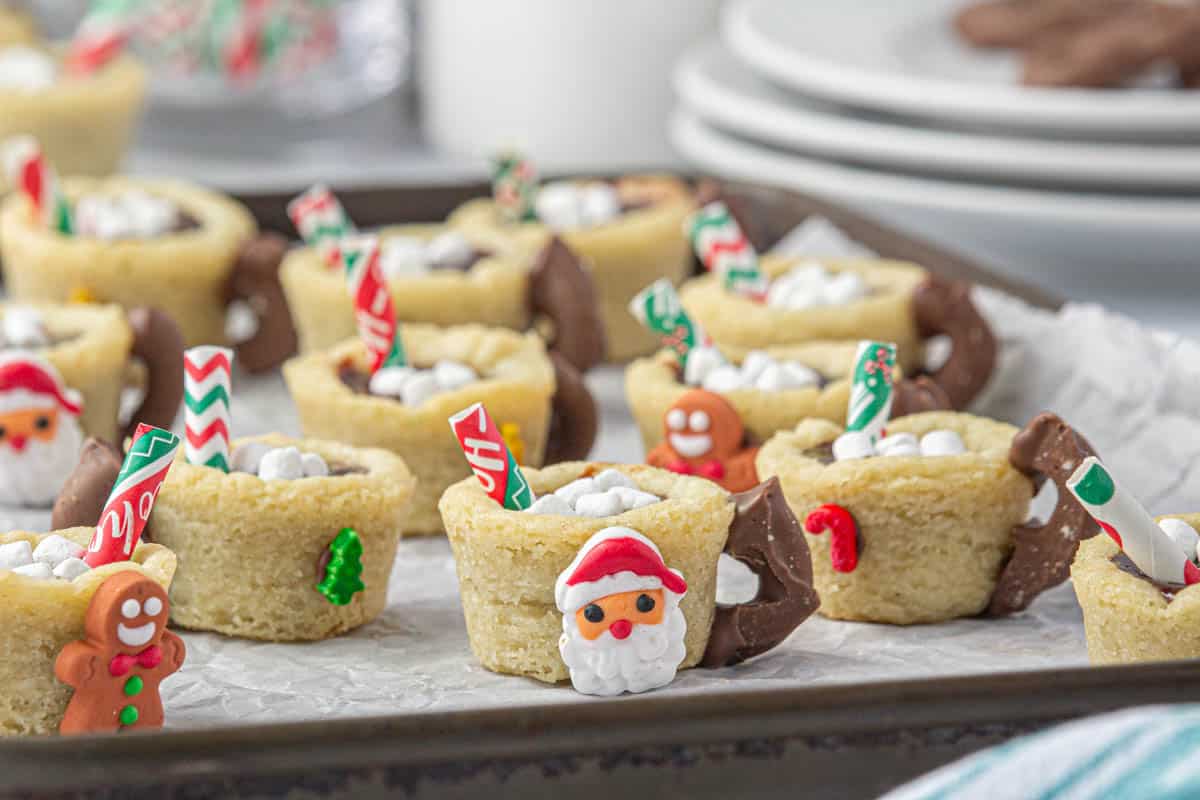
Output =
[
  {"x1": 555, "y1": 527, "x2": 688, "y2": 696},
  {"x1": 758, "y1": 411, "x2": 1053, "y2": 624},
  {"x1": 0, "y1": 527, "x2": 178, "y2": 737},
  {"x1": 440, "y1": 462, "x2": 819, "y2": 685},
  {"x1": 448, "y1": 173, "x2": 695, "y2": 361},
  {"x1": 0, "y1": 353, "x2": 85, "y2": 508},
  {"x1": 284, "y1": 324, "x2": 596, "y2": 535},
  {"x1": 0, "y1": 176, "x2": 297, "y2": 372}
]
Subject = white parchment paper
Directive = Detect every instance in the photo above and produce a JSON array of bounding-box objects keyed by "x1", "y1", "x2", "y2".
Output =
[{"x1": 9, "y1": 226, "x2": 1199, "y2": 728}]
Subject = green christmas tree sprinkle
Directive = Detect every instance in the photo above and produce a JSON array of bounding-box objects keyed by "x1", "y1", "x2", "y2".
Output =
[{"x1": 317, "y1": 527, "x2": 365, "y2": 606}]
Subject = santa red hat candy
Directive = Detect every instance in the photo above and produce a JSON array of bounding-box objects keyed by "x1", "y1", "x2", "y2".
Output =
[
  {"x1": 0, "y1": 355, "x2": 83, "y2": 416},
  {"x1": 555, "y1": 527, "x2": 688, "y2": 614}
]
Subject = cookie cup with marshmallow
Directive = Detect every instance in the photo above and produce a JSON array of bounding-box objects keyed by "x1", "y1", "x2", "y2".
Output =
[
  {"x1": 757, "y1": 411, "x2": 1031, "y2": 625},
  {"x1": 145, "y1": 434, "x2": 415, "y2": 641},
  {"x1": 284, "y1": 325, "x2": 593, "y2": 536},
  {"x1": 1072, "y1": 513, "x2": 1200, "y2": 665},
  {"x1": 448, "y1": 174, "x2": 694, "y2": 361},
  {"x1": 0, "y1": 49, "x2": 145, "y2": 193},
  {"x1": 0, "y1": 177, "x2": 290, "y2": 366},
  {"x1": 439, "y1": 462, "x2": 733, "y2": 683},
  {"x1": 0, "y1": 528, "x2": 176, "y2": 737}
]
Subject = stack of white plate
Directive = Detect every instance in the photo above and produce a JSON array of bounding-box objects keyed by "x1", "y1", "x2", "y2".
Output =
[{"x1": 673, "y1": 0, "x2": 1200, "y2": 295}]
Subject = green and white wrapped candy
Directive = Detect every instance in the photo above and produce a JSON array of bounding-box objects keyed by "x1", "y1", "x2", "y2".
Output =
[
  {"x1": 845, "y1": 340, "x2": 897, "y2": 443},
  {"x1": 628, "y1": 279, "x2": 704, "y2": 369}
]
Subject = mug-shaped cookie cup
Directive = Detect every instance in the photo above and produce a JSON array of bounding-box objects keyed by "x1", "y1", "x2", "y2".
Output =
[
  {"x1": 148, "y1": 435, "x2": 415, "y2": 641},
  {"x1": 440, "y1": 462, "x2": 819, "y2": 683},
  {"x1": 448, "y1": 175, "x2": 694, "y2": 361},
  {"x1": 283, "y1": 326, "x2": 592, "y2": 536},
  {"x1": 1072, "y1": 514, "x2": 1200, "y2": 665},
  {"x1": 0, "y1": 51, "x2": 144, "y2": 191},
  {"x1": 681, "y1": 263, "x2": 995, "y2": 410},
  {"x1": 758, "y1": 412, "x2": 1032, "y2": 624},
  {"x1": 625, "y1": 343, "x2": 949, "y2": 452},
  {"x1": 0, "y1": 528, "x2": 176, "y2": 737}
]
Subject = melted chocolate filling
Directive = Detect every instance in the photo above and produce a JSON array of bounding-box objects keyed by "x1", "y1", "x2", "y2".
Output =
[
  {"x1": 327, "y1": 462, "x2": 367, "y2": 477},
  {"x1": 75, "y1": 208, "x2": 202, "y2": 241},
  {"x1": 1111, "y1": 552, "x2": 1190, "y2": 603},
  {"x1": 801, "y1": 441, "x2": 837, "y2": 465}
]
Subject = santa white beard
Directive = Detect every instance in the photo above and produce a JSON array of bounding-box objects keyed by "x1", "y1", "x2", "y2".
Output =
[
  {"x1": 559, "y1": 595, "x2": 688, "y2": 696},
  {"x1": 0, "y1": 417, "x2": 83, "y2": 507}
]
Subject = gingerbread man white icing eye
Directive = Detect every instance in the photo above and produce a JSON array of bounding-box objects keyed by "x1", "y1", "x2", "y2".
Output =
[
  {"x1": 144, "y1": 596, "x2": 163, "y2": 616},
  {"x1": 121, "y1": 599, "x2": 141, "y2": 619},
  {"x1": 666, "y1": 408, "x2": 687, "y2": 431},
  {"x1": 689, "y1": 410, "x2": 710, "y2": 432}
]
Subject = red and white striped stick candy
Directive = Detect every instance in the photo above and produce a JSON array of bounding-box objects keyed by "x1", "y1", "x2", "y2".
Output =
[
  {"x1": 64, "y1": 1, "x2": 136, "y2": 76},
  {"x1": 2, "y1": 137, "x2": 72, "y2": 235},
  {"x1": 288, "y1": 184, "x2": 356, "y2": 268},
  {"x1": 448, "y1": 403, "x2": 535, "y2": 511}
]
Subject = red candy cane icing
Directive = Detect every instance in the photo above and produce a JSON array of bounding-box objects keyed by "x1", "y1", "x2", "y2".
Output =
[{"x1": 804, "y1": 504, "x2": 860, "y2": 573}]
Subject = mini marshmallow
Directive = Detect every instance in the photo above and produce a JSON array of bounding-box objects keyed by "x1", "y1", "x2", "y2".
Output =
[
  {"x1": 400, "y1": 371, "x2": 441, "y2": 407},
  {"x1": 12, "y1": 562, "x2": 53, "y2": 579},
  {"x1": 739, "y1": 351, "x2": 773, "y2": 384},
  {"x1": 53, "y1": 557, "x2": 91, "y2": 581},
  {"x1": 368, "y1": 365, "x2": 416, "y2": 398},
  {"x1": 32, "y1": 534, "x2": 84, "y2": 567},
  {"x1": 611, "y1": 487, "x2": 661, "y2": 510},
  {"x1": 301, "y1": 452, "x2": 330, "y2": 478},
  {"x1": 833, "y1": 431, "x2": 875, "y2": 461},
  {"x1": 777, "y1": 362, "x2": 822, "y2": 390},
  {"x1": 535, "y1": 182, "x2": 585, "y2": 230},
  {"x1": 525, "y1": 493, "x2": 574, "y2": 515},
  {"x1": 592, "y1": 468, "x2": 637, "y2": 492},
  {"x1": 822, "y1": 271, "x2": 869, "y2": 306},
  {"x1": 231, "y1": 441, "x2": 272, "y2": 474},
  {"x1": 554, "y1": 477, "x2": 597, "y2": 509},
  {"x1": 0, "y1": 46, "x2": 57, "y2": 91},
  {"x1": 579, "y1": 183, "x2": 621, "y2": 227},
  {"x1": 1159, "y1": 518, "x2": 1200, "y2": 563},
  {"x1": 574, "y1": 489, "x2": 625, "y2": 518},
  {"x1": 75, "y1": 191, "x2": 180, "y2": 240},
  {"x1": 2, "y1": 307, "x2": 49, "y2": 348},
  {"x1": 875, "y1": 432, "x2": 921, "y2": 458},
  {"x1": 0, "y1": 540, "x2": 33, "y2": 570},
  {"x1": 767, "y1": 263, "x2": 869, "y2": 311},
  {"x1": 682, "y1": 345, "x2": 725, "y2": 387},
  {"x1": 702, "y1": 364, "x2": 747, "y2": 394},
  {"x1": 425, "y1": 232, "x2": 475, "y2": 270},
  {"x1": 378, "y1": 236, "x2": 430, "y2": 279},
  {"x1": 920, "y1": 430, "x2": 967, "y2": 457},
  {"x1": 433, "y1": 360, "x2": 478, "y2": 393},
  {"x1": 258, "y1": 446, "x2": 305, "y2": 481}
]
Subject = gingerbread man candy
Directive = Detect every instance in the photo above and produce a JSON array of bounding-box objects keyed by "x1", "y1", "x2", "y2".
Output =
[
  {"x1": 55, "y1": 571, "x2": 185, "y2": 735},
  {"x1": 647, "y1": 389, "x2": 760, "y2": 492}
]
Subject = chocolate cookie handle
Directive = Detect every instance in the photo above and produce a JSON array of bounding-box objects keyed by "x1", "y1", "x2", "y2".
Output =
[
  {"x1": 543, "y1": 351, "x2": 599, "y2": 465},
  {"x1": 987, "y1": 412, "x2": 1100, "y2": 617},
  {"x1": 912, "y1": 276, "x2": 997, "y2": 411},
  {"x1": 224, "y1": 233, "x2": 298, "y2": 373},
  {"x1": 891, "y1": 376, "x2": 953, "y2": 419},
  {"x1": 51, "y1": 437, "x2": 123, "y2": 531},
  {"x1": 700, "y1": 478, "x2": 820, "y2": 668},
  {"x1": 125, "y1": 307, "x2": 185, "y2": 443},
  {"x1": 527, "y1": 237, "x2": 607, "y2": 372}
]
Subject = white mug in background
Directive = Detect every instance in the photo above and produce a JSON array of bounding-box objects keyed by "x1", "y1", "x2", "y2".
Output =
[{"x1": 419, "y1": 0, "x2": 721, "y2": 171}]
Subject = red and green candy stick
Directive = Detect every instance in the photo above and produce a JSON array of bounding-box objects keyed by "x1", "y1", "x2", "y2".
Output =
[
  {"x1": 65, "y1": 0, "x2": 139, "y2": 74},
  {"x1": 2, "y1": 137, "x2": 73, "y2": 235},
  {"x1": 84, "y1": 424, "x2": 181, "y2": 568},
  {"x1": 449, "y1": 402, "x2": 534, "y2": 511},
  {"x1": 845, "y1": 341, "x2": 897, "y2": 444},
  {"x1": 288, "y1": 183, "x2": 356, "y2": 268},
  {"x1": 341, "y1": 235, "x2": 406, "y2": 373},
  {"x1": 685, "y1": 201, "x2": 767, "y2": 299},
  {"x1": 1067, "y1": 456, "x2": 1200, "y2": 586},
  {"x1": 628, "y1": 279, "x2": 706, "y2": 369},
  {"x1": 491, "y1": 151, "x2": 538, "y2": 224}
]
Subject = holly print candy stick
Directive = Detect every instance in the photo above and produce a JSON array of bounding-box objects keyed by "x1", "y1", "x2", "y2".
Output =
[
  {"x1": 491, "y1": 151, "x2": 538, "y2": 224},
  {"x1": 183, "y1": 346, "x2": 233, "y2": 472},
  {"x1": 287, "y1": 183, "x2": 356, "y2": 267},
  {"x1": 449, "y1": 402, "x2": 535, "y2": 511},
  {"x1": 1067, "y1": 456, "x2": 1200, "y2": 586},
  {"x1": 84, "y1": 424, "x2": 181, "y2": 568},
  {"x1": 685, "y1": 201, "x2": 767, "y2": 299},
  {"x1": 2, "y1": 137, "x2": 73, "y2": 235},
  {"x1": 845, "y1": 341, "x2": 897, "y2": 444},
  {"x1": 340, "y1": 234, "x2": 406, "y2": 373},
  {"x1": 629, "y1": 279, "x2": 705, "y2": 369}
]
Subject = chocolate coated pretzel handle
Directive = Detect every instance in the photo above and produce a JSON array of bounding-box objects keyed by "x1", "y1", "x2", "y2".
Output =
[
  {"x1": 527, "y1": 236, "x2": 606, "y2": 373},
  {"x1": 543, "y1": 351, "x2": 599, "y2": 465},
  {"x1": 223, "y1": 233, "x2": 298, "y2": 374},
  {"x1": 52, "y1": 437, "x2": 124, "y2": 533},
  {"x1": 891, "y1": 376, "x2": 953, "y2": 419},
  {"x1": 701, "y1": 477, "x2": 820, "y2": 668},
  {"x1": 912, "y1": 276, "x2": 997, "y2": 411},
  {"x1": 987, "y1": 412, "x2": 1100, "y2": 617},
  {"x1": 125, "y1": 307, "x2": 185, "y2": 442}
]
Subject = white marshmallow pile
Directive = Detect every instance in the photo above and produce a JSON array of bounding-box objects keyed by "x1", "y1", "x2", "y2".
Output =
[
  {"x1": 534, "y1": 181, "x2": 621, "y2": 230},
  {"x1": 683, "y1": 345, "x2": 822, "y2": 394},
  {"x1": 0, "y1": 47, "x2": 56, "y2": 92},
  {"x1": 0, "y1": 306, "x2": 49, "y2": 349},
  {"x1": 378, "y1": 232, "x2": 477, "y2": 279},
  {"x1": 75, "y1": 191, "x2": 182, "y2": 240},
  {"x1": 0, "y1": 535, "x2": 91, "y2": 581},
  {"x1": 1160, "y1": 518, "x2": 1200, "y2": 566},
  {"x1": 231, "y1": 443, "x2": 330, "y2": 480},
  {"x1": 368, "y1": 360, "x2": 478, "y2": 406},
  {"x1": 766, "y1": 262, "x2": 869, "y2": 311},
  {"x1": 525, "y1": 468, "x2": 661, "y2": 517},
  {"x1": 832, "y1": 429, "x2": 967, "y2": 462}
]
